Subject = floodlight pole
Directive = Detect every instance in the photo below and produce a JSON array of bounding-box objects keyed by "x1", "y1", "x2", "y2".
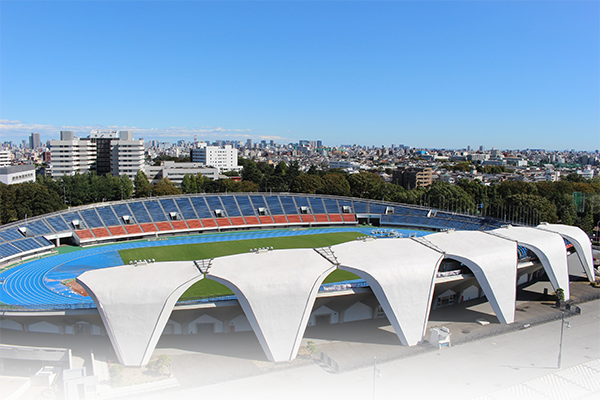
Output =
[
  {"x1": 372, "y1": 356, "x2": 377, "y2": 400},
  {"x1": 558, "y1": 311, "x2": 565, "y2": 369}
]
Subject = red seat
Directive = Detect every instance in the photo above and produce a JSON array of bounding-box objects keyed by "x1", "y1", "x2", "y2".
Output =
[
  {"x1": 259, "y1": 216, "x2": 274, "y2": 224},
  {"x1": 272, "y1": 215, "x2": 288, "y2": 224},
  {"x1": 75, "y1": 229, "x2": 94, "y2": 239},
  {"x1": 155, "y1": 222, "x2": 173, "y2": 231},
  {"x1": 125, "y1": 225, "x2": 142, "y2": 234},
  {"x1": 108, "y1": 226, "x2": 127, "y2": 236},
  {"x1": 187, "y1": 219, "x2": 203, "y2": 229},
  {"x1": 171, "y1": 220, "x2": 189, "y2": 230},
  {"x1": 342, "y1": 214, "x2": 356, "y2": 222},
  {"x1": 287, "y1": 215, "x2": 302, "y2": 223},
  {"x1": 301, "y1": 215, "x2": 315, "y2": 223},
  {"x1": 328, "y1": 214, "x2": 343, "y2": 222},
  {"x1": 215, "y1": 218, "x2": 232, "y2": 227},
  {"x1": 140, "y1": 223, "x2": 157, "y2": 232},
  {"x1": 315, "y1": 214, "x2": 330, "y2": 222},
  {"x1": 201, "y1": 219, "x2": 217, "y2": 228},
  {"x1": 230, "y1": 217, "x2": 246, "y2": 226},
  {"x1": 91, "y1": 228, "x2": 110, "y2": 238},
  {"x1": 244, "y1": 216, "x2": 260, "y2": 225}
]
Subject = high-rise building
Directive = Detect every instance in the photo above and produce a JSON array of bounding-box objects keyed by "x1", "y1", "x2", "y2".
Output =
[
  {"x1": 50, "y1": 131, "x2": 97, "y2": 177},
  {"x1": 190, "y1": 144, "x2": 239, "y2": 173},
  {"x1": 111, "y1": 131, "x2": 145, "y2": 181},
  {"x1": 393, "y1": 167, "x2": 433, "y2": 190},
  {"x1": 50, "y1": 130, "x2": 144, "y2": 180},
  {"x1": 29, "y1": 132, "x2": 41, "y2": 150}
]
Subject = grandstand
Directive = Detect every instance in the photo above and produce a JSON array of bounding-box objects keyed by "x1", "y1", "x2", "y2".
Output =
[
  {"x1": 0, "y1": 193, "x2": 505, "y2": 267},
  {"x1": 0, "y1": 193, "x2": 594, "y2": 368}
]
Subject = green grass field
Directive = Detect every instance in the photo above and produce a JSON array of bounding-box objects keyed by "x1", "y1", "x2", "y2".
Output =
[{"x1": 119, "y1": 231, "x2": 365, "y2": 299}]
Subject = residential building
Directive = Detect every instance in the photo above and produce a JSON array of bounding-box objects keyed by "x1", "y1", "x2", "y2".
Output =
[
  {"x1": 394, "y1": 167, "x2": 433, "y2": 189},
  {"x1": 49, "y1": 130, "x2": 144, "y2": 179},
  {"x1": 0, "y1": 150, "x2": 10, "y2": 167},
  {"x1": 110, "y1": 131, "x2": 145, "y2": 181},
  {"x1": 190, "y1": 144, "x2": 240, "y2": 173},
  {"x1": 0, "y1": 164, "x2": 36, "y2": 185},
  {"x1": 50, "y1": 131, "x2": 97, "y2": 177}
]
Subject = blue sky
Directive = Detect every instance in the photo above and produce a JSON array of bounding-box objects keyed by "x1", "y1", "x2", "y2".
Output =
[{"x1": 1, "y1": 1, "x2": 598, "y2": 150}]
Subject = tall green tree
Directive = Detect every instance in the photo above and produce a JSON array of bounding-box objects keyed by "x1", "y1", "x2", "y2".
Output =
[
  {"x1": 316, "y1": 173, "x2": 351, "y2": 197},
  {"x1": 151, "y1": 178, "x2": 181, "y2": 196},
  {"x1": 120, "y1": 175, "x2": 134, "y2": 200},
  {"x1": 347, "y1": 172, "x2": 383, "y2": 199},
  {"x1": 134, "y1": 170, "x2": 152, "y2": 198},
  {"x1": 290, "y1": 175, "x2": 323, "y2": 194}
]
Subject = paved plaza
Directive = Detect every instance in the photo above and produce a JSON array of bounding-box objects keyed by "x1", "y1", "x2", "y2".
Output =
[{"x1": 137, "y1": 298, "x2": 600, "y2": 400}]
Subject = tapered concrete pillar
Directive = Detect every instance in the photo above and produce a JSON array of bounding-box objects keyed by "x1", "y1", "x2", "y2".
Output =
[
  {"x1": 77, "y1": 261, "x2": 203, "y2": 366},
  {"x1": 332, "y1": 239, "x2": 444, "y2": 346}
]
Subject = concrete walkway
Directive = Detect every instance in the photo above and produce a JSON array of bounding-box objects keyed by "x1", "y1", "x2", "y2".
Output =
[{"x1": 129, "y1": 299, "x2": 600, "y2": 400}]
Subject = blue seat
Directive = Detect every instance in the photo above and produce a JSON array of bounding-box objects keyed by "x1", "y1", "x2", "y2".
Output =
[
  {"x1": 279, "y1": 196, "x2": 298, "y2": 214},
  {"x1": 62, "y1": 212, "x2": 86, "y2": 229},
  {"x1": 79, "y1": 209, "x2": 105, "y2": 228},
  {"x1": 113, "y1": 204, "x2": 134, "y2": 223},
  {"x1": 175, "y1": 198, "x2": 199, "y2": 220},
  {"x1": 11, "y1": 238, "x2": 43, "y2": 252},
  {"x1": 45, "y1": 216, "x2": 70, "y2": 232},
  {"x1": 236, "y1": 196, "x2": 256, "y2": 216},
  {"x1": 129, "y1": 202, "x2": 152, "y2": 223},
  {"x1": 220, "y1": 196, "x2": 242, "y2": 217},
  {"x1": 309, "y1": 197, "x2": 327, "y2": 213},
  {"x1": 0, "y1": 243, "x2": 20, "y2": 258},
  {"x1": 352, "y1": 201, "x2": 368, "y2": 213},
  {"x1": 190, "y1": 197, "x2": 213, "y2": 218},
  {"x1": 369, "y1": 204, "x2": 387, "y2": 214},
  {"x1": 96, "y1": 206, "x2": 121, "y2": 226},
  {"x1": 205, "y1": 197, "x2": 226, "y2": 216},
  {"x1": 323, "y1": 198, "x2": 340, "y2": 213},
  {"x1": 0, "y1": 229, "x2": 24, "y2": 242},
  {"x1": 144, "y1": 200, "x2": 167, "y2": 222},
  {"x1": 22, "y1": 220, "x2": 52, "y2": 235},
  {"x1": 265, "y1": 197, "x2": 284, "y2": 215}
]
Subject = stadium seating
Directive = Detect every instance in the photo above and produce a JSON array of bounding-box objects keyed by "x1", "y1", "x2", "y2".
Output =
[{"x1": 0, "y1": 193, "x2": 510, "y2": 262}]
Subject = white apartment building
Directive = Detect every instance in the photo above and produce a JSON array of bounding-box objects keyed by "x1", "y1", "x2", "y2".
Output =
[
  {"x1": 110, "y1": 131, "x2": 145, "y2": 181},
  {"x1": 0, "y1": 164, "x2": 36, "y2": 185},
  {"x1": 0, "y1": 150, "x2": 11, "y2": 167},
  {"x1": 190, "y1": 143, "x2": 240, "y2": 173},
  {"x1": 49, "y1": 130, "x2": 144, "y2": 180},
  {"x1": 50, "y1": 131, "x2": 97, "y2": 177}
]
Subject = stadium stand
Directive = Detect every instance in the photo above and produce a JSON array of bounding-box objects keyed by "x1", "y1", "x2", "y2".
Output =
[{"x1": 0, "y1": 193, "x2": 509, "y2": 264}]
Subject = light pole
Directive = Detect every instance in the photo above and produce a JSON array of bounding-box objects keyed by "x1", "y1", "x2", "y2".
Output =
[
  {"x1": 557, "y1": 311, "x2": 571, "y2": 369},
  {"x1": 372, "y1": 356, "x2": 380, "y2": 400}
]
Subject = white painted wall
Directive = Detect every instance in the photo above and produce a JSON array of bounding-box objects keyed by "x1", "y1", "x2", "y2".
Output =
[
  {"x1": 188, "y1": 314, "x2": 223, "y2": 334},
  {"x1": 343, "y1": 302, "x2": 373, "y2": 323},
  {"x1": 28, "y1": 321, "x2": 60, "y2": 334},
  {"x1": 461, "y1": 285, "x2": 480, "y2": 301},
  {"x1": 0, "y1": 319, "x2": 22, "y2": 331},
  {"x1": 309, "y1": 305, "x2": 339, "y2": 326},
  {"x1": 229, "y1": 314, "x2": 252, "y2": 333}
]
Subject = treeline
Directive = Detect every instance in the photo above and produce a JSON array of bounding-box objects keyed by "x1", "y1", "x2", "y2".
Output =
[{"x1": 0, "y1": 163, "x2": 598, "y2": 236}]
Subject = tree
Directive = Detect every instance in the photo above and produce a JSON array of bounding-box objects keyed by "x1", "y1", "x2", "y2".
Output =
[
  {"x1": 146, "y1": 354, "x2": 172, "y2": 376},
  {"x1": 241, "y1": 159, "x2": 263, "y2": 184},
  {"x1": 134, "y1": 170, "x2": 151, "y2": 198},
  {"x1": 181, "y1": 173, "x2": 198, "y2": 194},
  {"x1": 423, "y1": 181, "x2": 476, "y2": 213},
  {"x1": 347, "y1": 172, "x2": 383, "y2": 199},
  {"x1": 151, "y1": 178, "x2": 181, "y2": 196},
  {"x1": 290, "y1": 175, "x2": 323, "y2": 194},
  {"x1": 504, "y1": 193, "x2": 558, "y2": 224},
  {"x1": 120, "y1": 175, "x2": 134, "y2": 200},
  {"x1": 316, "y1": 173, "x2": 351, "y2": 197}
]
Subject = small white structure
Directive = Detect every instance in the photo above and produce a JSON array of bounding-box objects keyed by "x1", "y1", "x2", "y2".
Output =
[
  {"x1": 0, "y1": 164, "x2": 36, "y2": 185},
  {"x1": 430, "y1": 327, "x2": 451, "y2": 348}
]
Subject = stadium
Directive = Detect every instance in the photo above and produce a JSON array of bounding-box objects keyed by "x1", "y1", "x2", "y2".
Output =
[{"x1": 0, "y1": 193, "x2": 594, "y2": 371}]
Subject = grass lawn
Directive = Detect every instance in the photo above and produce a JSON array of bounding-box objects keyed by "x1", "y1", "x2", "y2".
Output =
[{"x1": 119, "y1": 231, "x2": 365, "y2": 299}]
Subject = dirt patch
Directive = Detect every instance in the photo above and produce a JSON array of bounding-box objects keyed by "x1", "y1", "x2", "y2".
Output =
[
  {"x1": 63, "y1": 280, "x2": 89, "y2": 297},
  {"x1": 109, "y1": 356, "x2": 170, "y2": 387}
]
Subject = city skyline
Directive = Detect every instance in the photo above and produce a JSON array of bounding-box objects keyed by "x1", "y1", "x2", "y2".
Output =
[{"x1": 1, "y1": 1, "x2": 598, "y2": 151}]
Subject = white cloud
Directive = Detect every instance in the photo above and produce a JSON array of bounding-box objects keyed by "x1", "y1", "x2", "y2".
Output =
[{"x1": 0, "y1": 119, "x2": 292, "y2": 143}]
